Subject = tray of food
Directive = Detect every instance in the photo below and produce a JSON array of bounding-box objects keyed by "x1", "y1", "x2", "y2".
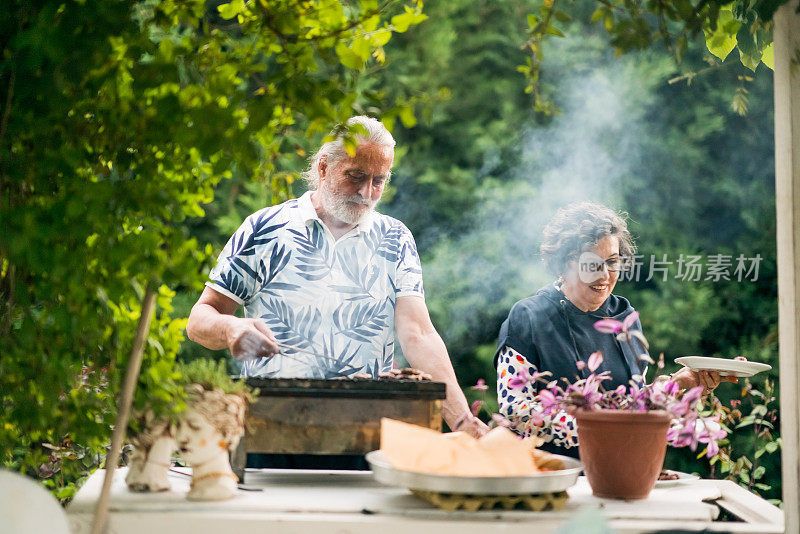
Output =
[
  {"x1": 367, "y1": 418, "x2": 583, "y2": 495},
  {"x1": 366, "y1": 449, "x2": 582, "y2": 495}
]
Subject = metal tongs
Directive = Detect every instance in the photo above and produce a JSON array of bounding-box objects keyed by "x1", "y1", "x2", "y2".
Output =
[
  {"x1": 275, "y1": 341, "x2": 361, "y2": 377},
  {"x1": 238, "y1": 334, "x2": 362, "y2": 377}
]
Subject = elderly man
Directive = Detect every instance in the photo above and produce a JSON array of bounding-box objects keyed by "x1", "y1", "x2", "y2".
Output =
[{"x1": 187, "y1": 116, "x2": 488, "y2": 440}]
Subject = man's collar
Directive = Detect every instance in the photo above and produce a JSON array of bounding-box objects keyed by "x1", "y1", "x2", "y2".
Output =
[
  {"x1": 297, "y1": 191, "x2": 321, "y2": 225},
  {"x1": 298, "y1": 190, "x2": 377, "y2": 235}
]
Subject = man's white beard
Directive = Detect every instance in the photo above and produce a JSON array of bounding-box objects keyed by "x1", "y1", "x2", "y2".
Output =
[{"x1": 319, "y1": 184, "x2": 378, "y2": 225}]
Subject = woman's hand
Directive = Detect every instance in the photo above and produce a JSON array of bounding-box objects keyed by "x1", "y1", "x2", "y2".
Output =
[{"x1": 669, "y1": 356, "x2": 747, "y2": 393}]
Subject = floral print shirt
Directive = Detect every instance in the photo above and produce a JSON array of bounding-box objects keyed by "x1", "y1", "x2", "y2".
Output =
[
  {"x1": 496, "y1": 345, "x2": 579, "y2": 450},
  {"x1": 207, "y1": 192, "x2": 425, "y2": 379}
]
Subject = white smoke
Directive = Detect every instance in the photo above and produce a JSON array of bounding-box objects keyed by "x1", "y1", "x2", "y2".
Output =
[{"x1": 418, "y1": 42, "x2": 666, "y2": 351}]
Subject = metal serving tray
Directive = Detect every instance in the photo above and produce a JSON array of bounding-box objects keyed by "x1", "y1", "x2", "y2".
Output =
[{"x1": 365, "y1": 450, "x2": 583, "y2": 495}]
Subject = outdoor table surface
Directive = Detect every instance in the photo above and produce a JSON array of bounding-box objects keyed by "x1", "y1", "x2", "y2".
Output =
[{"x1": 67, "y1": 467, "x2": 784, "y2": 534}]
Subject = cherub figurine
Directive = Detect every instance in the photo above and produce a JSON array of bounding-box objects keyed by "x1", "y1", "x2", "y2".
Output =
[{"x1": 176, "y1": 384, "x2": 247, "y2": 501}]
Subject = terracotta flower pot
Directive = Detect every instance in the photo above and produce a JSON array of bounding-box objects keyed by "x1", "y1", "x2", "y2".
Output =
[{"x1": 575, "y1": 409, "x2": 671, "y2": 500}]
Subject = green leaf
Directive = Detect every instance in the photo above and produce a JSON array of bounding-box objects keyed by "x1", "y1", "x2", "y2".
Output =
[
  {"x1": 739, "y1": 49, "x2": 761, "y2": 71},
  {"x1": 335, "y1": 42, "x2": 364, "y2": 70},
  {"x1": 705, "y1": 26, "x2": 738, "y2": 61},
  {"x1": 761, "y1": 42, "x2": 774, "y2": 70},
  {"x1": 398, "y1": 105, "x2": 417, "y2": 128},
  {"x1": 217, "y1": 0, "x2": 245, "y2": 20},
  {"x1": 351, "y1": 37, "x2": 371, "y2": 61},
  {"x1": 391, "y1": 9, "x2": 427, "y2": 33},
  {"x1": 554, "y1": 10, "x2": 572, "y2": 23},
  {"x1": 372, "y1": 29, "x2": 392, "y2": 47}
]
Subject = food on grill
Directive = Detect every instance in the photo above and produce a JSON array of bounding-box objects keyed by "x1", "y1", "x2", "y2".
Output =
[
  {"x1": 658, "y1": 469, "x2": 680, "y2": 481},
  {"x1": 380, "y1": 418, "x2": 542, "y2": 476},
  {"x1": 378, "y1": 368, "x2": 433, "y2": 381},
  {"x1": 349, "y1": 368, "x2": 433, "y2": 381}
]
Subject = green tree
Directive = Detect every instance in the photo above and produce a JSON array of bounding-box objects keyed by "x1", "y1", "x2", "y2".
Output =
[{"x1": 0, "y1": 0, "x2": 425, "y2": 497}]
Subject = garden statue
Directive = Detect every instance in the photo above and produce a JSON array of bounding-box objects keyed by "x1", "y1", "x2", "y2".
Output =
[
  {"x1": 125, "y1": 411, "x2": 175, "y2": 493},
  {"x1": 176, "y1": 383, "x2": 248, "y2": 501}
]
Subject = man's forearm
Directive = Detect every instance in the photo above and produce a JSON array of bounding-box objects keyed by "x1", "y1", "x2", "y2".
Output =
[
  {"x1": 186, "y1": 303, "x2": 236, "y2": 350},
  {"x1": 403, "y1": 331, "x2": 472, "y2": 430}
]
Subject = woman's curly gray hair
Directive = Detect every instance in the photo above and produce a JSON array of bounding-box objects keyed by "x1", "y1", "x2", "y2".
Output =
[
  {"x1": 303, "y1": 115, "x2": 395, "y2": 190},
  {"x1": 540, "y1": 202, "x2": 636, "y2": 277}
]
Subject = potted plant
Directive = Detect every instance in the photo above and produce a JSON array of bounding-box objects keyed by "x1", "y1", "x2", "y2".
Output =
[
  {"x1": 125, "y1": 340, "x2": 187, "y2": 493},
  {"x1": 125, "y1": 358, "x2": 255, "y2": 499},
  {"x1": 174, "y1": 359, "x2": 255, "y2": 501},
  {"x1": 506, "y1": 312, "x2": 726, "y2": 500}
]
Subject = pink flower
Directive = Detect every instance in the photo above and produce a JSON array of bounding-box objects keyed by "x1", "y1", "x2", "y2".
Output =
[
  {"x1": 470, "y1": 378, "x2": 488, "y2": 391},
  {"x1": 529, "y1": 411, "x2": 545, "y2": 425},
  {"x1": 508, "y1": 367, "x2": 532, "y2": 389},
  {"x1": 595, "y1": 311, "x2": 650, "y2": 350},
  {"x1": 538, "y1": 389, "x2": 559, "y2": 413},
  {"x1": 665, "y1": 381, "x2": 679, "y2": 396},
  {"x1": 587, "y1": 351, "x2": 603, "y2": 372},
  {"x1": 622, "y1": 311, "x2": 640, "y2": 330},
  {"x1": 593, "y1": 319, "x2": 624, "y2": 334},
  {"x1": 508, "y1": 367, "x2": 551, "y2": 389},
  {"x1": 470, "y1": 400, "x2": 483, "y2": 417}
]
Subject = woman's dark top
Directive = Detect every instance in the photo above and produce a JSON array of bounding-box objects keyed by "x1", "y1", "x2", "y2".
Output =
[{"x1": 495, "y1": 283, "x2": 648, "y2": 458}]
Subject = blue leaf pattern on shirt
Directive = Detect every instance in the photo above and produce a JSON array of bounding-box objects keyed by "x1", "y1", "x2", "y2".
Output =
[
  {"x1": 208, "y1": 193, "x2": 425, "y2": 378},
  {"x1": 286, "y1": 224, "x2": 334, "y2": 281},
  {"x1": 332, "y1": 299, "x2": 389, "y2": 343}
]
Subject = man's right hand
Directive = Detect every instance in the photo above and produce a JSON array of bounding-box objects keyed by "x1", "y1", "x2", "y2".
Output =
[{"x1": 225, "y1": 318, "x2": 280, "y2": 361}]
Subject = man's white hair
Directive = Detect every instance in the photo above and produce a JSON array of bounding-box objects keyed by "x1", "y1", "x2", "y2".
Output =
[{"x1": 303, "y1": 116, "x2": 395, "y2": 190}]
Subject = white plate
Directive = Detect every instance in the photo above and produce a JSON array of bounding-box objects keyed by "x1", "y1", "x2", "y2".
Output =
[
  {"x1": 365, "y1": 450, "x2": 583, "y2": 495},
  {"x1": 674, "y1": 356, "x2": 771, "y2": 378},
  {"x1": 654, "y1": 470, "x2": 700, "y2": 488}
]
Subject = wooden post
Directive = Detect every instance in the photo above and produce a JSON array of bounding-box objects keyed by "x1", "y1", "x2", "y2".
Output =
[
  {"x1": 90, "y1": 286, "x2": 157, "y2": 534},
  {"x1": 774, "y1": 2, "x2": 800, "y2": 532}
]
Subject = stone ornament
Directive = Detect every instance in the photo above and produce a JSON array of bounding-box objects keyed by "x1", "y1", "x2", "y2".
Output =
[{"x1": 176, "y1": 384, "x2": 248, "y2": 501}]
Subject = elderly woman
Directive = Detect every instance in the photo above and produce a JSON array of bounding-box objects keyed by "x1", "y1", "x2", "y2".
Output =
[{"x1": 495, "y1": 202, "x2": 735, "y2": 458}]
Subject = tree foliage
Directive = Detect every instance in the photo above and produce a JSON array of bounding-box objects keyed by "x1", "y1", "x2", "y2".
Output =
[
  {"x1": 0, "y1": 0, "x2": 424, "y2": 496},
  {"x1": 520, "y1": 0, "x2": 785, "y2": 112}
]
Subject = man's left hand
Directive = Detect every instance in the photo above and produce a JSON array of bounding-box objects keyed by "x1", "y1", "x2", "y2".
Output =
[{"x1": 455, "y1": 415, "x2": 490, "y2": 438}]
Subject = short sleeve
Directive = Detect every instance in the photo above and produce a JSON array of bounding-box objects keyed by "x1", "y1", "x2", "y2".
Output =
[
  {"x1": 394, "y1": 223, "x2": 424, "y2": 298},
  {"x1": 207, "y1": 214, "x2": 264, "y2": 305},
  {"x1": 494, "y1": 301, "x2": 540, "y2": 369},
  {"x1": 496, "y1": 345, "x2": 578, "y2": 449}
]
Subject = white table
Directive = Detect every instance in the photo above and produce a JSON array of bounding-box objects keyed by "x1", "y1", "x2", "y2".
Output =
[{"x1": 67, "y1": 468, "x2": 784, "y2": 534}]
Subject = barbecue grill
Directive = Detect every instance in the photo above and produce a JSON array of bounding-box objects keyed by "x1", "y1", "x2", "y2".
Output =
[{"x1": 232, "y1": 377, "x2": 446, "y2": 480}]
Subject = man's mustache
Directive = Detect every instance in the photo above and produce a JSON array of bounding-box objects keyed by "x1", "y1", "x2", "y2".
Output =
[{"x1": 346, "y1": 195, "x2": 373, "y2": 206}]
